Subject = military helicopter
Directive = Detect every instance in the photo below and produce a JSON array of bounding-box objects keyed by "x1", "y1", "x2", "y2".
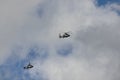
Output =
[
  {"x1": 24, "y1": 62, "x2": 33, "y2": 69},
  {"x1": 59, "y1": 32, "x2": 71, "y2": 38}
]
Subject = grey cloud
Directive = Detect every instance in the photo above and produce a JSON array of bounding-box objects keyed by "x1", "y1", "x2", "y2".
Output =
[
  {"x1": 0, "y1": 0, "x2": 120, "y2": 80},
  {"x1": 76, "y1": 26, "x2": 120, "y2": 52}
]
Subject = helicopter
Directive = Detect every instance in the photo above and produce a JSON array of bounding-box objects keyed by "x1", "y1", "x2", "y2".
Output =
[
  {"x1": 59, "y1": 32, "x2": 71, "y2": 38},
  {"x1": 24, "y1": 62, "x2": 33, "y2": 69}
]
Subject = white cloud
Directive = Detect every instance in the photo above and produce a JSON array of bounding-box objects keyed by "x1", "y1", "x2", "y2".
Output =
[
  {"x1": 0, "y1": 0, "x2": 120, "y2": 80},
  {"x1": 0, "y1": 0, "x2": 44, "y2": 64}
]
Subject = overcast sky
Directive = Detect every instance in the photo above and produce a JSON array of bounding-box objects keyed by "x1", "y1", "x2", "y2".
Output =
[{"x1": 0, "y1": 0, "x2": 120, "y2": 80}]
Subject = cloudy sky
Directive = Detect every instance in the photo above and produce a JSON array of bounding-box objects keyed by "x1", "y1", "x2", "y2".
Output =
[{"x1": 0, "y1": 0, "x2": 120, "y2": 80}]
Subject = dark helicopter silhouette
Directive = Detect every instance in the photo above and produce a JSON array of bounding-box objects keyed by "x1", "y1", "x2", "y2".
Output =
[
  {"x1": 59, "y1": 32, "x2": 71, "y2": 38},
  {"x1": 24, "y1": 62, "x2": 33, "y2": 69}
]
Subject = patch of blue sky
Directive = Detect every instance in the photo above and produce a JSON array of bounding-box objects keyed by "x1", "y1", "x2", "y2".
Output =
[
  {"x1": 37, "y1": 8, "x2": 44, "y2": 18},
  {"x1": 111, "y1": 7, "x2": 120, "y2": 15},
  {"x1": 36, "y1": 3, "x2": 45, "y2": 18},
  {"x1": 116, "y1": 10, "x2": 120, "y2": 15},
  {"x1": 0, "y1": 54, "x2": 45, "y2": 80},
  {"x1": 0, "y1": 45, "x2": 48, "y2": 80},
  {"x1": 56, "y1": 43, "x2": 73, "y2": 57},
  {"x1": 28, "y1": 45, "x2": 49, "y2": 61},
  {"x1": 0, "y1": 58, "x2": 31, "y2": 80},
  {"x1": 96, "y1": 0, "x2": 120, "y2": 6},
  {"x1": 35, "y1": 0, "x2": 58, "y2": 20},
  {"x1": 96, "y1": 0, "x2": 120, "y2": 15}
]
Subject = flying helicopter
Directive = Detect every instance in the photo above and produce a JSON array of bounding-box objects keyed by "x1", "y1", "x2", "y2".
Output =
[
  {"x1": 59, "y1": 32, "x2": 71, "y2": 38},
  {"x1": 24, "y1": 62, "x2": 33, "y2": 69}
]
